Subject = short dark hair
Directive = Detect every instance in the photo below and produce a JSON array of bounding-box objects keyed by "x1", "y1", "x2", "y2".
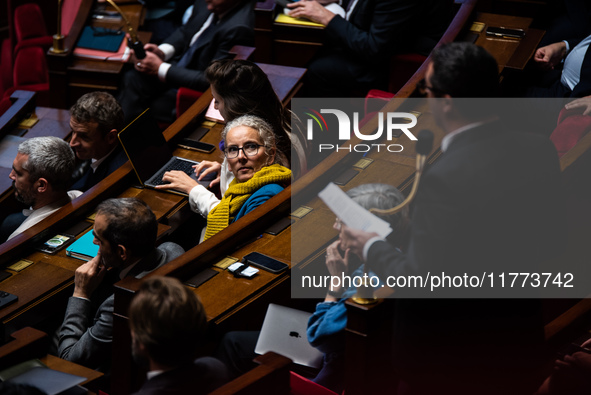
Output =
[
  {"x1": 129, "y1": 276, "x2": 207, "y2": 367},
  {"x1": 96, "y1": 198, "x2": 157, "y2": 258},
  {"x1": 429, "y1": 42, "x2": 499, "y2": 98},
  {"x1": 70, "y1": 91, "x2": 124, "y2": 137}
]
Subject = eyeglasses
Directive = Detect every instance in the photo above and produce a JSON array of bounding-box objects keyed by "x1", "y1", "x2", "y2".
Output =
[
  {"x1": 417, "y1": 78, "x2": 445, "y2": 96},
  {"x1": 224, "y1": 143, "x2": 265, "y2": 159}
]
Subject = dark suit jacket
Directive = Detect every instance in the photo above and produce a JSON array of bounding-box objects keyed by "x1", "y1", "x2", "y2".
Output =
[
  {"x1": 366, "y1": 121, "x2": 565, "y2": 394},
  {"x1": 132, "y1": 358, "x2": 229, "y2": 395},
  {"x1": 57, "y1": 243, "x2": 184, "y2": 371},
  {"x1": 326, "y1": 0, "x2": 451, "y2": 60},
  {"x1": 71, "y1": 146, "x2": 128, "y2": 192},
  {"x1": 313, "y1": 0, "x2": 451, "y2": 92},
  {"x1": 163, "y1": 0, "x2": 255, "y2": 91}
]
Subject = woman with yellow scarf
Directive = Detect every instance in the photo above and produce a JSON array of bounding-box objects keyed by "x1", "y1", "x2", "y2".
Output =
[{"x1": 157, "y1": 115, "x2": 292, "y2": 241}]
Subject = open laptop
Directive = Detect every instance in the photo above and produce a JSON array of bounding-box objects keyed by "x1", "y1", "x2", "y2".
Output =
[
  {"x1": 118, "y1": 109, "x2": 216, "y2": 195},
  {"x1": 255, "y1": 304, "x2": 323, "y2": 368}
]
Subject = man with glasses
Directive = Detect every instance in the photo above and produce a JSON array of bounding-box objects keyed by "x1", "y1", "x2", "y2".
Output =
[{"x1": 336, "y1": 42, "x2": 565, "y2": 394}]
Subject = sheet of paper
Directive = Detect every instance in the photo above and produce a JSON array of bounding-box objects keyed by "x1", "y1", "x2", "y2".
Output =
[{"x1": 318, "y1": 182, "x2": 392, "y2": 238}]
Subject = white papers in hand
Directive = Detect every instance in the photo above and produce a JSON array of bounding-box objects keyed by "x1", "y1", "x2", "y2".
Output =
[{"x1": 318, "y1": 182, "x2": 392, "y2": 238}]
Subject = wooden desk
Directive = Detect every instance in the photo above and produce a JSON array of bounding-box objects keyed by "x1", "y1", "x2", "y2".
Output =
[
  {"x1": 253, "y1": 0, "x2": 325, "y2": 66},
  {"x1": 0, "y1": 327, "x2": 103, "y2": 393},
  {"x1": 0, "y1": 61, "x2": 304, "y2": 343},
  {"x1": 471, "y1": 12, "x2": 544, "y2": 71},
  {"x1": 47, "y1": 2, "x2": 147, "y2": 108},
  {"x1": 42, "y1": 354, "x2": 104, "y2": 393}
]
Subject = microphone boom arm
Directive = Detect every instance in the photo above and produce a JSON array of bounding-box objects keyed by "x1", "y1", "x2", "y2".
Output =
[{"x1": 104, "y1": 0, "x2": 146, "y2": 59}]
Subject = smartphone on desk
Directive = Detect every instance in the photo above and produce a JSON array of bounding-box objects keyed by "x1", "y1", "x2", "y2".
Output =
[
  {"x1": 178, "y1": 138, "x2": 216, "y2": 153},
  {"x1": 242, "y1": 252, "x2": 288, "y2": 274},
  {"x1": 485, "y1": 26, "x2": 525, "y2": 39}
]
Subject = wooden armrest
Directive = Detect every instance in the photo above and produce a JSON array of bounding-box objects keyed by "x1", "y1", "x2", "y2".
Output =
[
  {"x1": 209, "y1": 352, "x2": 292, "y2": 395},
  {"x1": 0, "y1": 90, "x2": 36, "y2": 134},
  {"x1": 0, "y1": 327, "x2": 48, "y2": 370}
]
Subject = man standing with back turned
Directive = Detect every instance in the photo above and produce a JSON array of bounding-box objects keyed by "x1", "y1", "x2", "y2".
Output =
[{"x1": 338, "y1": 43, "x2": 565, "y2": 394}]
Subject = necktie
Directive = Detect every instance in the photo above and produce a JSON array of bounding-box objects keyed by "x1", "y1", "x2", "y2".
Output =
[{"x1": 177, "y1": 14, "x2": 216, "y2": 68}]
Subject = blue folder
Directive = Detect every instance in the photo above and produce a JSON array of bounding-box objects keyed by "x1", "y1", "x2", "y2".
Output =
[
  {"x1": 66, "y1": 230, "x2": 99, "y2": 261},
  {"x1": 77, "y1": 25, "x2": 124, "y2": 52}
]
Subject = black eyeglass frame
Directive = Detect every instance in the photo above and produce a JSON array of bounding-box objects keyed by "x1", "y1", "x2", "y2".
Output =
[
  {"x1": 224, "y1": 143, "x2": 265, "y2": 159},
  {"x1": 417, "y1": 78, "x2": 447, "y2": 96}
]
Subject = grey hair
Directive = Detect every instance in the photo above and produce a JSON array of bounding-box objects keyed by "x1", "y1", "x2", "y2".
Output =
[
  {"x1": 70, "y1": 91, "x2": 124, "y2": 137},
  {"x1": 221, "y1": 115, "x2": 288, "y2": 166},
  {"x1": 18, "y1": 136, "x2": 75, "y2": 191},
  {"x1": 347, "y1": 183, "x2": 409, "y2": 243}
]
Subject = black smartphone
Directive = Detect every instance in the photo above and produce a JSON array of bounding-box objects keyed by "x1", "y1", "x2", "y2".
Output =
[
  {"x1": 242, "y1": 252, "x2": 288, "y2": 274},
  {"x1": 178, "y1": 138, "x2": 216, "y2": 153},
  {"x1": 485, "y1": 26, "x2": 525, "y2": 39}
]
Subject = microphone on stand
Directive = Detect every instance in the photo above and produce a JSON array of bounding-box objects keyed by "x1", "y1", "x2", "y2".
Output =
[
  {"x1": 370, "y1": 129, "x2": 434, "y2": 216},
  {"x1": 105, "y1": 0, "x2": 146, "y2": 59}
]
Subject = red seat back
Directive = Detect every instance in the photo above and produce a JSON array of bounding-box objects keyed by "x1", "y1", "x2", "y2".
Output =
[
  {"x1": 14, "y1": 3, "x2": 48, "y2": 42},
  {"x1": 13, "y1": 47, "x2": 48, "y2": 86}
]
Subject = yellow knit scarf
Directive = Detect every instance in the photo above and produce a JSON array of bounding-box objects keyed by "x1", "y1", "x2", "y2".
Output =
[{"x1": 204, "y1": 164, "x2": 292, "y2": 240}]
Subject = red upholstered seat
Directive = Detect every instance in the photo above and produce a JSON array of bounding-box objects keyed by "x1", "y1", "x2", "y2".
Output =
[
  {"x1": 176, "y1": 87, "x2": 203, "y2": 118},
  {"x1": 13, "y1": 0, "x2": 82, "y2": 54},
  {"x1": 13, "y1": 3, "x2": 52, "y2": 53},
  {"x1": 364, "y1": 89, "x2": 395, "y2": 119},
  {"x1": 290, "y1": 372, "x2": 339, "y2": 395},
  {"x1": 388, "y1": 53, "x2": 427, "y2": 94},
  {"x1": 13, "y1": 47, "x2": 48, "y2": 87},
  {"x1": 550, "y1": 107, "x2": 591, "y2": 157},
  {"x1": 0, "y1": 39, "x2": 13, "y2": 96},
  {"x1": 8, "y1": 47, "x2": 50, "y2": 105}
]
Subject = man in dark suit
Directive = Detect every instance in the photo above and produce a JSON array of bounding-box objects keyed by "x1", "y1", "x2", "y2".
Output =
[
  {"x1": 338, "y1": 43, "x2": 565, "y2": 394},
  {"x1": 57, "y1": 198, "x2": 184, "y2": 370},
  {"x1": 118, "y1": 0, "x2": 255, "y2": 123},
  {"x1": 69, "y1": 92, "x2": 128, "y2": 192},
  {"x1": 287, "y1": 0, "x2": 451, "y2": 96},
  {"x1": 129, "y1": 276, "x2": 228, "y2": 394}
]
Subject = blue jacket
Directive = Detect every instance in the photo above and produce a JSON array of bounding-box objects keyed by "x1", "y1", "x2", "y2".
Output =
[{"x1": 232, "y1": 184, "x2": 283, "y2": 223}]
